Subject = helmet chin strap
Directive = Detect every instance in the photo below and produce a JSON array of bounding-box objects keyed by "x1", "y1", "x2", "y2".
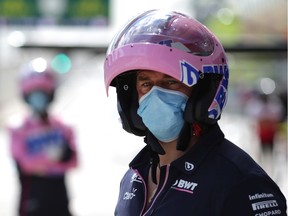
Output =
[
  {"x1": 144, "y1": 121, "x2": 203, "y2": 155},
  {"x1": 145, "y1": 123, "x2": 202, "y2": 185},
  {"x1": 140, "y1": 105, "x2": 198, "y2": 156},
  {"x1": 177, "y1": 122, "x2": 203, "y2": 151},
  {"x1": 144, "y1": 130, "x2": 165, "y2": 155},
  {"x1": 176, "y1": 122, "x2": 191, "y2": 151}
]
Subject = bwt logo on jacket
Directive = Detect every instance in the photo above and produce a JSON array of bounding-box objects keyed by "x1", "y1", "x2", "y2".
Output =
[{"x1": 171, "y1": 179, "x2": 198, "y2": 194}]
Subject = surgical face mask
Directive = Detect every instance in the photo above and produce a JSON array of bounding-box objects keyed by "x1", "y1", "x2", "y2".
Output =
[
  {"x1": 26, "y1": 91, "x2": 50, "y2": 113},
  {"x1": 137, "y1": 86, "x2": 188, "y2": 142}
]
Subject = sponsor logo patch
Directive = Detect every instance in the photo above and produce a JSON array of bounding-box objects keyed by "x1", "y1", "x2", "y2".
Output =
[
  {"x1": 130, "y1": 173, "x2": 142, "y2": 183},
  {"x1": 248, "y1": 193, "x2": 282, "y2": 215},
  {"x1": 252, "y1": 200, "x2": 278, "y2": 211},
  {"x1": 185, "y1": 162, "x2": 194, "y2": 171},
  {"x1": 171, "y1": 179, "x2": 198, "y2": 194},
  {"x1": 123, "y1": 188, "x2": 137, "y2": 200}
]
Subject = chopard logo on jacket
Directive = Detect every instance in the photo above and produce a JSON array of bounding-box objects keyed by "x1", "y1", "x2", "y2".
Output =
[{"x1": 171, "y1": 179, "x2": 198, "y2": 194}]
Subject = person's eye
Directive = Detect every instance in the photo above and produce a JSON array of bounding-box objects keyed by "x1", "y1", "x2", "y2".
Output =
[
  {"x1": 137, "y1": 81, "x2": 153, "y2": 95},
  {"x1": 164, "y1": 79, "x2": 181, "y2": 89},
  {"x1": 167, "y1": 80, "x2": 178, "y2": 85},
  {"x1": 142, "y1": 82, "x2": 151, "y2": 87}
]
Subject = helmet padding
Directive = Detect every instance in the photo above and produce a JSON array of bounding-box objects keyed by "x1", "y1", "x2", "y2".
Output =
[
  {"x1": 114, "y1": 72, "x2": 146, "y2": 136},
  {"x1": 184, "y1": 73, "x2": 224, "y2": 125}
]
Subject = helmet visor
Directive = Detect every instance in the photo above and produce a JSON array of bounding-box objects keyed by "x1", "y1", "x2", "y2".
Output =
[{"x1": 107, "y1": 10, "x2": 214, "y2": 56}]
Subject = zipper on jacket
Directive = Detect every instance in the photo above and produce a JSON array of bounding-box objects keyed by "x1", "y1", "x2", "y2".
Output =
[{"x1": 143, "y1": 164, "x2": 170, "y2": 215}]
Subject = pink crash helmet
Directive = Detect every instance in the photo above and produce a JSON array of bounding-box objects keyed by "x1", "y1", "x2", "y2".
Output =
[
  {"x1": 104, "y1": 9, "x2": 229, "y2": 151},
  {"x1": 19, "y1": 58, "x2": 56, "y2": 98}
]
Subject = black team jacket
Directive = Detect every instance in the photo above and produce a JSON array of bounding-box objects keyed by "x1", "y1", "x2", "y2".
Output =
[{"x1": 114, "y1": 123, "x2": 287, "y2": 216}]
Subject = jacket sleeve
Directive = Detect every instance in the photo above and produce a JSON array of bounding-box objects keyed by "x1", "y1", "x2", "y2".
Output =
[
  {"x1": 50, "y1": 122, "x2": 78, "y2": 172},
  {"x1": 221, "y1": 174, "x2": 287, "y2": 216}
]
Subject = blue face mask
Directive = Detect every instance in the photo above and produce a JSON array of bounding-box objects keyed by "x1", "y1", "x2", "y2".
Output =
[
  {"x1": 27, "y1": 91, "x2": 50, "y2": 113},
  {"x1": 137, "y1": 86, "x2": 188, "y2": 142}
]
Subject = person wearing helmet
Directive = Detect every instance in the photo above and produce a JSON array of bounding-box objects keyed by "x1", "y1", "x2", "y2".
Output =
[
  {"x1": 104, "y1": 10, "x2": 287, "y2": 215},
  {"x1": 8, "y1": 59, "x2": 78, "y2": 216}
]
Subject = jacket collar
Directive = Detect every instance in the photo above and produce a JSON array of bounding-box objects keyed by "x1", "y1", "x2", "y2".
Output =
[
  {"x1": 129, "y1": 123, "x2": 225, "y2": 175},
  {"x1": 171, "y1": 123, "x2": 224, "y2": 176}
]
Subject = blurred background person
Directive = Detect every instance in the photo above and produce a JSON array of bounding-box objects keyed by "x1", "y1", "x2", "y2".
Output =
[
  {"x1": 8, "y1": 58, "x2": 78, "y2": 216},
  {"x1": 244, "y1": 89, "x2": 284, "y2": 177}
]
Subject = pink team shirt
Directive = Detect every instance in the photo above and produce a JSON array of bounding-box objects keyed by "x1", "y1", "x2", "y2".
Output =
[{"x1": 9, "y1": 116, "x2": 77, "y2": 175}]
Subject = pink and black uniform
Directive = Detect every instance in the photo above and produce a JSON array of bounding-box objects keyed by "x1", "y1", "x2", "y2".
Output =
[
  {"x1": 114, "y1": 124, "x2": 286, "y2": 215},
  {"x1": 103, "y1": 10, "x2": 287, "y2": 215},
  {"x1": 9, "y1": 59, "x2": 77, "y2": 216},
  {"x1": 10, "y1": 115, "x2": 77, "y2": 216}
]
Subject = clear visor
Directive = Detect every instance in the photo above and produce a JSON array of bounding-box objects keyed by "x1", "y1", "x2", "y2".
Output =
[{"x1": 107, "y1": 10, "x2": 215, "y2": 56}]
